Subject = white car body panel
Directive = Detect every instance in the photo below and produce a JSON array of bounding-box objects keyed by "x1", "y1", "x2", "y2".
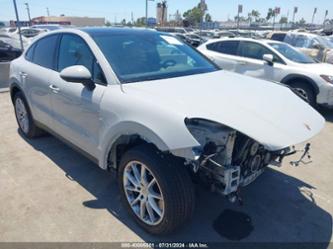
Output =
[
  {"x1": 120, "y1": 70, "x2": 324, "y2": 152},
  {"x1": 10, "y1": 30, "x2": 325, "y2": 171},
  {"x1": 198, "y1": 38, "x2": 333, "y2": 107}
]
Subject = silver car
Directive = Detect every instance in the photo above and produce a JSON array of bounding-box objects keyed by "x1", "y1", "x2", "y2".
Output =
[{"x1": 9, "y1": 28, "x2": 324, "y2": 234}]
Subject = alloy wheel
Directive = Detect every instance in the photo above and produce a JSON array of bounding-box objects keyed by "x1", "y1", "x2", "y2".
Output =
[
  {"x1": 294, "y1": 88, "x2": 309, "y2": 102},
  {"x1": 123, "y1": 161, "x2": 165, "y2": 225},
  {"x1": 15, "y1": 98, "x2": 29, "y2": 134}
]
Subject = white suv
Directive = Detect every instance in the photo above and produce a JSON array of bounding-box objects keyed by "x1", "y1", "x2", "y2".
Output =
[
  {"x1": 10, "y1": 28, "x2": 324, "y2": 234},
  {"x1": 198, "y1": 38, "x2": 333, "y2": 107}
]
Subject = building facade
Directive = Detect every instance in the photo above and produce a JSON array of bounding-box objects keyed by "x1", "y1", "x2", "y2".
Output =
[
  {"x1": 31, "y1": 16, "x2": 105, "y2": 27},
  {"x1": 156, "y1": 2, "x2": 167, "y2": 25}
]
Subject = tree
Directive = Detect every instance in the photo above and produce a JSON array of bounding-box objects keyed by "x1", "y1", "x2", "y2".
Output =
[
  {"x1": 183, "y1": 2, "x2": 209, "y2": 26},
  {"x1": 266, "y1": 8, "x2": 275, "y2": 21},
  {"x1": 279, "y1": 17, "x2": 288, "y2": 24},
  {"x1": 136, "y1": 17, "x2": 146, "y2": 26},
  {"x1": 234, "y1": 15, "x2": 246, "y2": 22},
  {"x1": 298, "y1": 18, "x2": 306, "y2": 25},
  {"x1": 205, "y1": 13, "x2": 212, "y2": 22},
  {"x1": 121, "y1": 19, "x2": 126, "y2": 26},
  {"x1": 251, "y1": 10, "x2": 260, "y2": 22},
  {"x1": 247, "y1": 12, "x2": 253, "y2": 23},
  {"x1": 105, "y1": 20, "x2": 112, "y2": 26},
  {"x1": 183, "y1": 7, "x2": 203, "y2": 26}
]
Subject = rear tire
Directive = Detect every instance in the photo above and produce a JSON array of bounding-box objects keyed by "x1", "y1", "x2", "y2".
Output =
[
  {"x1": 118, "y1": 144, "x2": 195, "y2": 235},
  {"x1": 13, "y1": 92, "x2": 44, "y2": 138},
  {"x1": 289, "y1": 81, "x2": 316, "y2": 107}
]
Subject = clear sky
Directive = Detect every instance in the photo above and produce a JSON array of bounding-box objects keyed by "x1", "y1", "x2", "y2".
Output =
[{"x1": 0, "y1": 0, "x2": 332, "y2": 24}]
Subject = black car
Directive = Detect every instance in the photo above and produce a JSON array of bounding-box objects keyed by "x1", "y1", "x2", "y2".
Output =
[{"x1": 0, "y1": 40, "x2": 22, "y2": 62}]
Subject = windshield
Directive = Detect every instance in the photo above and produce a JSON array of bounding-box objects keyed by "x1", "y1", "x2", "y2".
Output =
[
  {"x1": 269, "y1": 42, "x2": 316, "y2": 64},
  {"x1": 92, "y1": 32, "x2": 218, "y2": 83},
  {"x1": 315, "y1": 36, "x2": 333, "y2": 49}
]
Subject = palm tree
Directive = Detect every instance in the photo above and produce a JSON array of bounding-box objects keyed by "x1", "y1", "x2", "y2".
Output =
[
  {"x1": 266, "y1": 8, "x2": 275, "y2": 21},
  {"x1": 251, "y1": 10, "x2": 260, "y2": 22}
]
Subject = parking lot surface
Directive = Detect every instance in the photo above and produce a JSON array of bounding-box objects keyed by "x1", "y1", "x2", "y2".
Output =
[
  {"x1": 0, "y1": 91, "x2": 333, "y2": 243},
  {"x1": 0, "y1": 63, "x2": 10, "y2": 89}
]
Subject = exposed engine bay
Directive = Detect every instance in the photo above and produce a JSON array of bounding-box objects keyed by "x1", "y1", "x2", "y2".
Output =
[{"x1": 185, "y1": 118, "x2": 306, "y2": 202}]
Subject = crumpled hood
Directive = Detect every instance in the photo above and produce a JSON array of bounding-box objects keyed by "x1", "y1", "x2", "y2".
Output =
[{"x1": 123, "y1": 70, "x2": 325, "y2": 151}]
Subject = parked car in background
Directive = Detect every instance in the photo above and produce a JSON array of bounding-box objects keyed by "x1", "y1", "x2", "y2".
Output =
[
  {"x1": 198, "y1": 38, "x2": 333, "y2": 107},
  {"x1": 20, "y1": 28, "x2": 47, "y2": 38},
  {"x1": 10, "y1": 28, "x2": 324, "y2": 234},
  {"x1": 175, "y1": 33, "x2": 205, "y2": 47},
  {"x1": 155, "y1": 27, "x2": 188, "y2": 34},
  {"x1": 326, "y1": 35, "x2": 333, "y2": 44},
  {"x1": 194, "y1": 30, "x2": 218, "y2": 40},
  {"x1": 0, "y1": 33, "x2": 30, "y2": 50},
  {"x1": 0, "y1": 39, "x2": 22, "y2": 62},
  {"x1": 0, "y1": 27, "x2": 47, "y2": 39},
  {"x1": 268, "y1": 31, "x2": 333, "y2": 64},
  {"x1": 31, "y1": 24, "x2": 63, "y2": 31},
  {"x1": 229, "y1": 30, "x2": 261, "y2": 38},
  {"x1": 216, "y1": 31, "x2": 236, "y2": 38}
]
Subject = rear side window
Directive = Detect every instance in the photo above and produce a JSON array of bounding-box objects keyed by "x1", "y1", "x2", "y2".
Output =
[
  {"x1": 271, "y1": 33, "x2": 286, "y2": 42},
  {"x1": 33, "y1": 35, "x2": 58, "y2": 69},
  {"x1": 206, "y1": 41, "x2": 239, "y2": 55},
  {"x1": 238, "y1": 41, "x2": 283, "y2": 63},
  {"x1": 25, "y1": 44, "x2": 35, "y2": 61}
]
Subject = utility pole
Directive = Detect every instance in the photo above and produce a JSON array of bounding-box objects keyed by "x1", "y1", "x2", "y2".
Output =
[
  {"x1": 324, "y1": 10, "x2": 328, "y2": 24},
  {"x1": 237, "y1": 4, "x2": 242, "y2": 30},
  {"x1": 145, "y1": 0, "x2": 148, "y2": 26},
  {"x1": 312, "y1": 7, "x2": 317, "y2": 26},
  {"x1": 273, "y1": 7, "x2": 280, "y2": 30},
  {"x1": 46, "y1": 7, "x2": 50, "y2": 17},
  {"x1": 13, "y1": 0, "x2": 24, "y2": 50},
  {"x1": 200, "y1": 0, "x2": 207, "y2": 34},
  {"x1": 24, "y1": 3, "x2": 31, "y2": 25},
  {"x1": 145, "y1": 0, "x2": 154, "y2": 27},
  {"x1": 292, "y1": 7, "x2": 298, "y2": 26}
]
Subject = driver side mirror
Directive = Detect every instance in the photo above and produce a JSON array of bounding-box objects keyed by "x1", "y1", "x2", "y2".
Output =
[
  {"x1": 60, "y1": 65, "x2": 95, "y2": 90},
  {"x1": 263, "y1": 54, "x2": 274, "y2": 66}
]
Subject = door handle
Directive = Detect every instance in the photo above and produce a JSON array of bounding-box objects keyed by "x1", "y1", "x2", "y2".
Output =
[
  {"x1": 237, "y1": 61, "x2": 248, "y2": 65},
  {"x1": 49, "y1": 84, "x2": 60, "y2": 92}
]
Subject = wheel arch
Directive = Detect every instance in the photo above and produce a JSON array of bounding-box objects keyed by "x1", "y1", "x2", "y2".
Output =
[
  {"x1": 281, "y1": 74, "x2": 319, "y2": 96},
  {"x1": 9, "y1": 81, "x2": 23, "y2": 103},
  {"x1": 99, "y1": 122, "x2": 171, "y2": 170}
]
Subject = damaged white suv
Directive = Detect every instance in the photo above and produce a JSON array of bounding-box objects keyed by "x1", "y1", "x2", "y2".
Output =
[{"x1": 10, "y1": 28, "x2": 325, "y2": 234}]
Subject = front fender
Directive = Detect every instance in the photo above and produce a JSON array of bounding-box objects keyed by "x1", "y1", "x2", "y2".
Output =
[{"x1": 98, "y1": 121, "x2": 171, "y2": 169}]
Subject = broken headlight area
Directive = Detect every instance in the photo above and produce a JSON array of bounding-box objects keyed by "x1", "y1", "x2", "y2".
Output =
[{"x1": 185, "y1": 118, "x2": 296, "y2": 202}]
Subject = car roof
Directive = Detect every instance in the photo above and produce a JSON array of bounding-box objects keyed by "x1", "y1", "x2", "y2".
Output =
[
  {"x1": 203, "y1": 37, "x2": 284, "y2": 46},
  {"x1": 81, "y1": 27, "x2": 158, "y2": 36},
  {"x1": 287, "y1": 32, "x2": 318, "y2": 38},
  {"x1": 31, "y1": 27, "x2": 163, "y2": 43}
]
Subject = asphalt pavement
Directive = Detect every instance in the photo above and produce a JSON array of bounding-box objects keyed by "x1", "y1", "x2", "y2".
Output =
[{"x1": 0, "y1": 92, "x2": 332, "y2": 244}]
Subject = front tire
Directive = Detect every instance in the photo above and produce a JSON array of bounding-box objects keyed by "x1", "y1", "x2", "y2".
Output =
[
  {"x1": 14, "y1": 92, "x2": 44, "y2": 138},
  {"x1": 290, "y1": 82, "x2": 316, "y2": 107},
  {"x1": 118, "y1": 145, "x2": 195, "y2": 235}
]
